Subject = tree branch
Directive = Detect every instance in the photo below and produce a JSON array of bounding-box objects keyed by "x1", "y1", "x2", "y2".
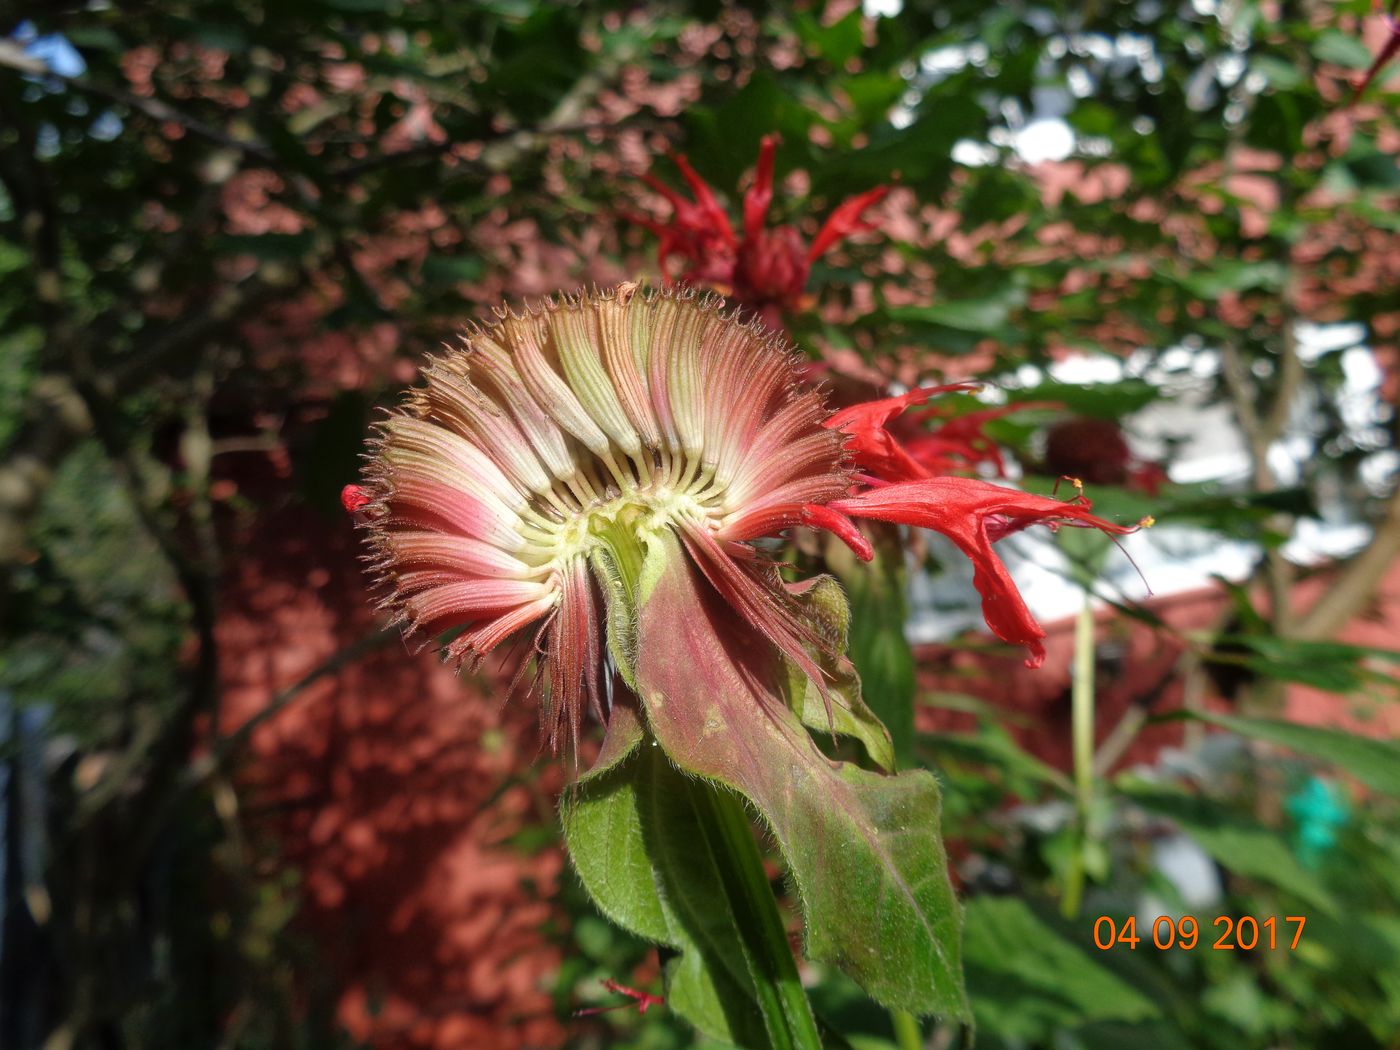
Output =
[{"x1": 1294, "y1": 482, "x2": 1400, "y2": 641}]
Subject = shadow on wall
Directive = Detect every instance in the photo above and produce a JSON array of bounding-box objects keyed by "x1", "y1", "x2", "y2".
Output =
[{"x1": 215, "y1": 473, "x2": 565, "y2": 1050}]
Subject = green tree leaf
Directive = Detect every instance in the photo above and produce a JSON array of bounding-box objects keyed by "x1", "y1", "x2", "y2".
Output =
[
  {"x1": 884, "y1": 288, "x2": 1026, "y2": 334},
  {"x1": 1312, "y1": 30, "x2": 1376, "y2": 70}
]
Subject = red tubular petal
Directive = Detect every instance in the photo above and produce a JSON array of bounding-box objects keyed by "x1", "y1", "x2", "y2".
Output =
[
  {"x1": 824, "y1": 382, "x2": 980, "y2": 482},
  {"x1": 616, "y1": 210, "x2": 670, "y2": 237},
  {"x1": 844, "y1": 427, "x2": 933, "y2": 483},
  {"x1": 823, "y1": 382, "x2": 980, "y2": 434},
  {"x1": 905, "y1": 401, "x2": 1061, "y2": 477},
  {"x1": 800, "y1": 503, "x2": 874, "y2": 562},
  {"x1": 640, "y1": 172, "x2": 693, "y2": 216},
  {"x1": 833, "y1": 478, "x2": 1142, "y2": 667},
  {"x1": 743, "y1": 134, "x2": 779, "y2": 239},
  {"x1": 670, "y1": 152, "x2": 738, "y2": 247},
  {"x1": 807, "y1": 185, "x2": 890, "y2": 262}
]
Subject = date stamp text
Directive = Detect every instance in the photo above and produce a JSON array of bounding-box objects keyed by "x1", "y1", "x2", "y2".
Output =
[{"x1": 1093, "y1": 915, "x2": 1306, "y2": 951}]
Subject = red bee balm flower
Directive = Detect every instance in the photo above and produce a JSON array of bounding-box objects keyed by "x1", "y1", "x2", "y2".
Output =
[
  {"x1": 824, "y1": 385, "x2": 1151, "y2": 667},
  {"x1": 631, "y1": 136, "x2": 888, "y2": 325},
  {"x1": 831, "y1": 479, "x2": 1144, "y2": 669}
]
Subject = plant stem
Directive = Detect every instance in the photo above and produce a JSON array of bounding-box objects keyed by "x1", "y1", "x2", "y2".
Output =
[
  {"x1": 693, "y1": 781, "x2": 824, "y2": 1050},
  {"x1": 1061, "y1": 592, "x2": 1096, "y2": 920},
  {"x1": 891, "y1": 1008, "x2": 923, "y2": 1050}
]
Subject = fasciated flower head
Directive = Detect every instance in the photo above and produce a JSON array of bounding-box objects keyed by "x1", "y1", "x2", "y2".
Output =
[
  {"x1": 350, "y1": 285, "x2": 1150, "y2": 755},
  {"x1": 353, "y1": 285, "x2": 848, "y2": 753}
]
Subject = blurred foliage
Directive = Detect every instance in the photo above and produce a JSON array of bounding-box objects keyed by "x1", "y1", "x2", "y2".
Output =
[{"x1": 2, "y1": 0, "x2": 1399, "y2": 1047}]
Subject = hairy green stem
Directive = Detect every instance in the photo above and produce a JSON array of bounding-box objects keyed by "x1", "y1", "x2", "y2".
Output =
[
  {"x1": 692, "y1": 781, "x2": 823, "y2": 1050},
  {"x1": 891, "y1": 1008, "x2": 923, "y2": 1050},
  {"x1": 1061, "y1": 593, "x2": 1097, "y2": 920}
]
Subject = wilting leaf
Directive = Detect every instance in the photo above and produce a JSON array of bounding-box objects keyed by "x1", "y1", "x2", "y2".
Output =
[
  {"x1": 825, "y1": 533, "x2": 915, "y2": 769},
  {"x1": 635, "y1": 535, "x2": 968, "y2": 1017},
  {"x1": 786, "y1": 573, "x2": 897, "y2": 772}
]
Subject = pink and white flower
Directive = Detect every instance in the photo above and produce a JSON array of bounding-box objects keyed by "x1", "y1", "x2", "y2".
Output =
[{"x1": 349, "y1": 285, "x2": 1145, "y2": 752}]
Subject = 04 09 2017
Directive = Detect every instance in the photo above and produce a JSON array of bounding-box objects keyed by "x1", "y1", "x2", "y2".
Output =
[{"x1": 1093, "y1": 914, "x2": 1307, "y2": 951}]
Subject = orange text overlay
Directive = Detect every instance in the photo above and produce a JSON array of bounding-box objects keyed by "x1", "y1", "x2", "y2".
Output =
[{"x1": 1093, "y1": 915, "x2": 1307, "y2": 951}]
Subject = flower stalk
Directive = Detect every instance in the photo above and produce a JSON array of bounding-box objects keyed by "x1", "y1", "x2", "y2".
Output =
[
  {"x1": 692, "y1": 781, "x2": 824, "y2": 1050},
  {"x1": 1061, "y1": 591, "x2": 1097, "y2": 920}
]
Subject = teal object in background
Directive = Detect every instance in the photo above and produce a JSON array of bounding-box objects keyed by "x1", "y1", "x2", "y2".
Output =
[{"x1": 1287, "y1": 777, "x2": 1350, "y2": 867}]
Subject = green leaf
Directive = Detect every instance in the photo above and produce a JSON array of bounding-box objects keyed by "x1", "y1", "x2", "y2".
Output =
[
  {"x1": 635, "y1": 534, "x2": 968, "y2": 1017},
  {"x1": 1003, "y1": 378, "x2": 1159, "y2": 419},
  {"x1": 884, "y1": 288, "x2": 1026, "y2": 334},
  {"x1": 1118, "y1": 781, "x2": 1337, "y2": 912},
  {"x1": 918, "y1": 723, "x2": 1073, "y2": 796},
  {"x1": 421, "y1": 254, "x2": 485, "y2": 284},
  {"x1": 1312, "y1": 30, "x2": 1375, "y2": 70},
  {"x1": 825, "y1": 533, "x2": 915, "y2": 769},
  {"x1": 963, "y1": 897, "x2": 1159, "y2": 1038},
  {"x1": 1205, "y1": 634, "x2": 1400, "y2": 694},
  {"x1": 1252, "y1": 55, "x2": 1305, "y2": 91},
  {"x1": 1182, "y1": 711, "x2": 1400, "y2": 797},
  {"x1": 563, "y1": 740, "x2": 670, "y2": 944},
  {"x1": 562, "y1": 744, "x2": 768, "y2": 1047},
  {"x1": 787, "y1": 573, "x2": 897, "y2": 772},
  {"x1": 1177, "y1": 259, "x2": 1286, "y2": 297},
  {"x1": 793, "y1": 9, "x2": 864, "y2": 67},
  {"x1": 815, "y1": 100, "x2": 985, "y2": 191}
]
